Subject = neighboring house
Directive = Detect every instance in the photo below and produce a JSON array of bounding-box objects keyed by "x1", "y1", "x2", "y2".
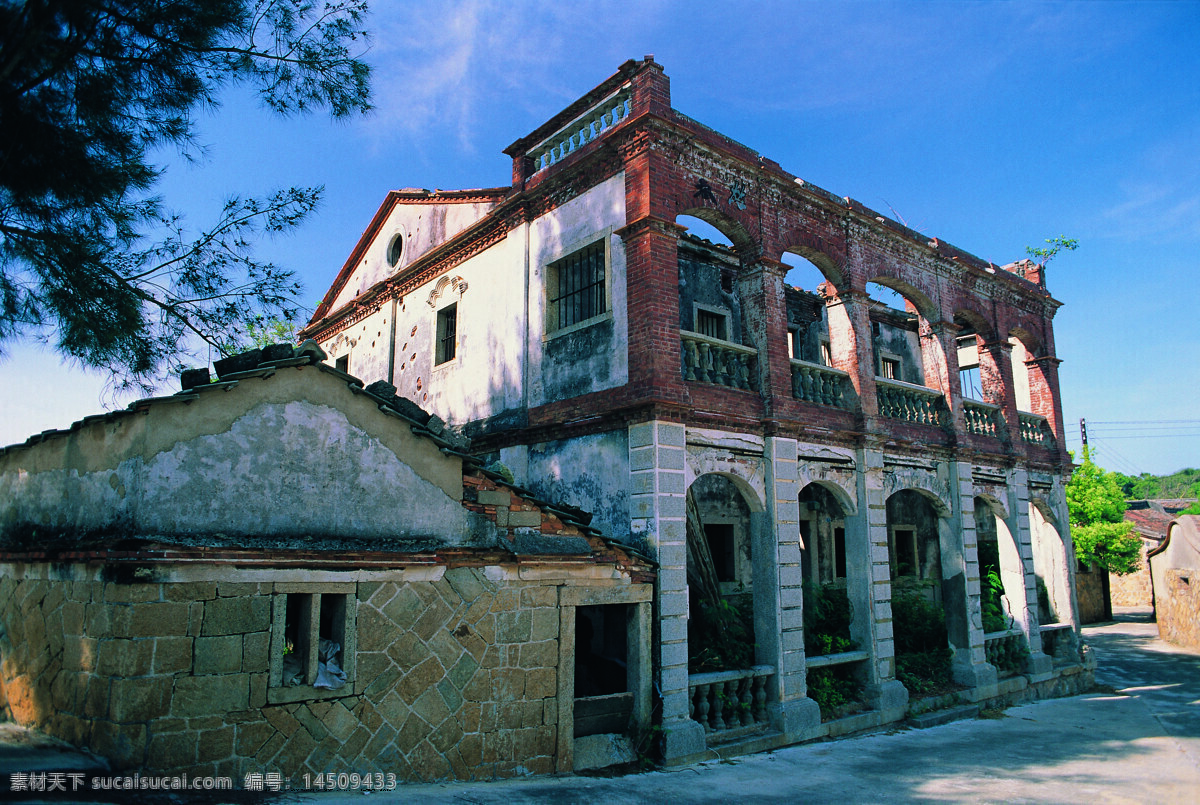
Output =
[
  {"x1": 298, "y1": 57, "x2": 1090, "y2": 766},
  {"x1": 1149, "y1": 515, "x2": 1200, "y2": 651},
  {"x1": 0, "y1": 344, "x2": 655, "y2": 781},
  {"x1": 1109, "y1": 502, "x2": 1174, "y2": 608}
]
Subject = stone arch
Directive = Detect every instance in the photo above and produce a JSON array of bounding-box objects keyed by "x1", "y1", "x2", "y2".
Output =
[
  {"x1": 865, "y1": 276, "x2": 938, "y2": 323},
  {"x1": 685, "y1": 471, "x2": 774, "y2": 672},
  {"x1": 1029, "y1": 497, "x2": 1070, "y2": 626},
  {"x1": 974, "y1": 495, "x2": 1029, "y2": 635},
  {"x1": 782, "y1": 245, "x2": 845, "y2": 291}
]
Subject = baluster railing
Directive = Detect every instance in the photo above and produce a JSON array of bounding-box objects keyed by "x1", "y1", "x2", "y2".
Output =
[
  {"x1": 527, "y1": 87, "x2": 633, "y2": 173},
  {"x1": 963, "y1": 399, "x2": 1002, "y2": 437},
  {"x1": 875, "y1": 377, "x2": 948, "y2": 426},
  {"x1": 688, "y1": 666, "x2": 773, "y2": 734},
  {"x1": 681, "y1": 332, "x2": 759, "y2": 392},
  {"x1": 790, "y1": 359, "x2": 854, "y2": 411},
  {"x1": 984, "y1": 629, "x2": 1029, "y2": 677},
  {"x1": 1019, "y1": 412, "x2": 1055, "y2": 446}
]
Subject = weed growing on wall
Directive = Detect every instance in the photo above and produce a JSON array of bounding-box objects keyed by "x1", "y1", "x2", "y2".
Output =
[{"x1": 892, "y1": 588, "x2": 953, "y2": 696}]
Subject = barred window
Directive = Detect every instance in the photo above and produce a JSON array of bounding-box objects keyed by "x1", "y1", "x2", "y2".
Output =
[
  {"x1": 695, "y1": 309, "x2": 728, "y2": 341},
  {"x1": 548, "y1": 241, "x2": 606, "y2": 332},
  {"x1": 436, "y1": 303, "x2": 457, "y2": 364}
]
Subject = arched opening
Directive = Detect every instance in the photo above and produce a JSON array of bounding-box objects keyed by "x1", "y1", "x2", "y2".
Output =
[
  {"x1": 1007, "y1": 330, "x2": 1037, "y2": 413},
  {"x1": 975, "y1": 497, "x2": 1031, "y2": 676},
  {"x1": 686, "y1": 473, "x2": 757, "y2": 671},
  {"x1": 1029, "y1": 499, "x2": 1078, "y2": 662},
  {"x1": 953, "y1": 312, "x2": 994, "y2": 403},
  {"x1": 677, "y1": 214, "x2": 758, "y2": 391},
  {"x1": 783, "y1": 254, "x2": 834, "y2": 367},
  {"x1": 800, "y1": 482, "x2": 866, "y2": 719},
  {"x1": 865, "y1": 280, "x2": 927, "y2": 387},
  {"x1": 886, "y1": 489, "x2": 954, "y2": 696}
]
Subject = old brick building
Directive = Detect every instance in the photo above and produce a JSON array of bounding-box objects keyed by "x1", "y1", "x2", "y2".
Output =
[{"x1": 299, "y1": 58, "x2": 1089, "y2": 765}]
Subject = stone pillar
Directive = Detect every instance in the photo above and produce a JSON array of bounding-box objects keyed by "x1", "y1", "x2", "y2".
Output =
[
  {"x1": 764, "y1": 436, "x2": 821, "y2": 738},
  {"x1": 1004, "y1": 470, "x2": 1054, "y2": 679},
  {"x1": 825, "y1": 289, "x2": 877, "y2": 416},
  {"x1": 947, "y1": 461, "x2": 999, "y2": 696},
  {"x1": 627, "y1": 420, "x2": 703, "y2": 760},
  {"x1": 853, "y1": 445, "x2": 908, "y2": 718}
]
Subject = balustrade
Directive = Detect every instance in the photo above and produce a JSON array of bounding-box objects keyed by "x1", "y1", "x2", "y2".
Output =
[
  {"x1": 963, "y1": 400, "x2": 1002, "y2": 437},
  {"x1": 875, "y1": 378, "x2": 948, "y2": 426},
  {"x1": 527, "y1": 87, "x2": 633, "y2": 173},
  {"x1": 688, "y1": 666, "x2": 773, "y2": 733},
  {"x1": 681, "y1": 332, "x2": 759, "y2": 391},
  {"x1": 1019, "y1": 412, "x2": 1055, "y2": 446},
  {"x1": 790, "y1": 359, "x2": 853, "y2": 410},
  {"x1": 984, "y1": 629, "x2": 1028, "y2": 677}
]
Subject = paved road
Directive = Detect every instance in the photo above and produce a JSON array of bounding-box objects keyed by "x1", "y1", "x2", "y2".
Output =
[{"x1": 3, "y1": 607, "x2": 1199, "y2": 803}]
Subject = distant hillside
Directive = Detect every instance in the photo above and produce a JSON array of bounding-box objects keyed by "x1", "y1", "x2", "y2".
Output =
[{"x1": 1113, "y1": 468, "x2": 1200, "y2": 500}]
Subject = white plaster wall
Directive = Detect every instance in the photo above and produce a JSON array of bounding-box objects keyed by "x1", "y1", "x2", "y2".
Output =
[
  {"x1": 0, "y1": 370, "x2": 477, "y2": 543},
  {"x1": 527, "y1": 173, "x2": 628, "y2": 408},
  {"x1": 330, "y1": 200, "x2": 500, "y2": 311},
  {"x1": 322, "y1": 306, "x2": 393, "y2": 386}
]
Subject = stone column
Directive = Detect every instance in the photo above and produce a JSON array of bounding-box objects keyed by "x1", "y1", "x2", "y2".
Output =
[
  {"x1": 853, "y1": 444, "x2": 908, "y2": 719},
  {"x1": 1004, "y1": 469, "x2": 1054, "y2": 679},
  {"x1": 1026, "y1": 355, "x2": 1068, "y2": 458},
  {"x1": 920, "y1": 319, "x2": 961, "y2": 434},
  {"x1": 627, "y1": 420, "x2": 704, "y2": 760},
  {"x1": 947, "y1": 461, "x2": 999, "y2": 696},
  {"x1": 764, "y1": 436, "x2": 820, "y2": 738},
  {"x1": 738, "y1": 259, "x2": 791, "y2": 417}
]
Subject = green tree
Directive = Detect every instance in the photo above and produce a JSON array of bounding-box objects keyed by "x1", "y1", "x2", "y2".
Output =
[
  {"x1": 1066, "y1": 448, "x2": 1142, "y2": 574},
  {"x1": 1025, "y1": 236, "x2": 1079, "y2": 267},
  {"x1": 0, "y1": 0, "x2": 371, "y2": 390}
]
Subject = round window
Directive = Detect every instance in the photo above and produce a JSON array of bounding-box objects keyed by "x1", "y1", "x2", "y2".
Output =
[{"x1": 387, "y1": 234, "x2": 404, "y2": 267}]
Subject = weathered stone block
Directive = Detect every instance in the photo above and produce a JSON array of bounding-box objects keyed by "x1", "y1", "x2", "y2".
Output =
[
  {"x1": 412, "y1": 596, "x2": 454, "y2": 643},
  {"x1": 495, "y1": 611, "x2": 532, "y2": 643},
  {"x1": 263, "y1": 706, "x2": 302, "y2": 737},
  {"x1": 293, "y1": 704, "x2": 330, "y2": 742},
  {"x1": 89, "y1": 720, "x2": 146, "y2": 768},
  {"x1": 165, "y1": 582, "x2": 217, "y2": 602},
  {"x1": 520, "y1": 587, "x2": 556, "y2": 608},
  {"x1": 395, "y1": 713, "x2": 429, "y2": 754},
  {"x1": 428, "y1": 714, "x2": 465, "y2": 754},
  {"x1": 197, "y1": 725, "x2": 235, "y2": 762},
  {"x1": 202, "y1": 596, "x2": 268, "y2": 636},
  {"x1": 443, "y1": 567, "x2": 489, "y2": 604},
  {"x1": 493, "y1": 669, "x2": 526, "y2": 701},
  {"x1": 109, "y1": 675, "x2": 172, "y2": 722},
  {"x1": 194, "y1": 634, "x2": 243, "y2": 674},
  {"x1": 172, "y1": 674, "x2": 248, "y2": 717},
  {"x1": 149, "y1": 729, "x2": 198, "y2": 770},
  {"x1": 104, "y1": 583, "x2": 161, "y2": 604},
  {"x1": 412, "y1": 686, "x2": 452, "y2": 728},
  {"x1": 242, "y1": 632, "x2": 269, "y2": 672},
  {"x1": 518, "y1": 640, "x2": 557, "y2": 669},
  {"x1": 509, "y1": 510, "x2": 542, "y2": 528}
]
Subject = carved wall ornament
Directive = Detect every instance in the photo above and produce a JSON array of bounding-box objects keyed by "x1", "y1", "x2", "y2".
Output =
[{"x1": 426, "y1": 275, "x2": 469, "y2": 308}]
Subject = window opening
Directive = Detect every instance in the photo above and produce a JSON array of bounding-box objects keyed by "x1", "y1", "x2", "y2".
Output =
[
  {"x1": 335, "y1": 355, "x2": 349, "y2": 374},
  {"x1": 890, "y1": 526, "x2": 919, "y2": 578},
  {"x1": 277, "y1": 591, "x2": 351, "y2": 693},
  {"x1": 819, "y1": 340, "x2": 833, "y2": 367},
  {"x1": 574, "y1": 605, "x2": 633, "y2": 738},
  {"x1": 705, "y1": 524, "x2": 736, "y2": 582},
  {"x1": 387, "y1": 234, "x2": 403, "y2": 267},
  {"x1": 549, "y1": 241, "x2": 606, "y2": 331},
  {"x1": 435, "y1": 303, "x2": 457, "y2": 364},
  {"x1": 696, "y1": 309, "x2": 729, "y2": 341},
  {"x1": 959, "y1": 366, "x2": 983, "y2": 401},
  {"x1": 880, "y1": 357, "x2": 900, "y2": 380},
  {"x1": 834, "y1": 527, "x2": 847, "y2": 579}
]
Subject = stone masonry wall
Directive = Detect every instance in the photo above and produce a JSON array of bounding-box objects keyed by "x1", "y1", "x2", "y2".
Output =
[
  {"x1": 1156, "y1": 568, "x2": 1200, "y2": 652},
  {"x1": 0, "y1": 567, "x2": 565, "y2": 782}
]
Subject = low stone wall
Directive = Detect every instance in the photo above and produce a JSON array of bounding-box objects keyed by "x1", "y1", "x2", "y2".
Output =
[
  {"x1": 1075, "y1": 567, "x2": 1108, "y2": 624},
  {"x1": 1109, "y1": 542, "x2": 1154, "y2": 607},
  {"x1": 0, "y1": 566, "x2": 568, "y2": 782},
  {"x1": 1155, "y1": 568, "x2": 1200, "y2": 651}
]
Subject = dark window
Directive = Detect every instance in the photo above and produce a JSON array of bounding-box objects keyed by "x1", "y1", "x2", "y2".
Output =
[
  {"x1": 834, "y1": 527, "x2": 847, "y2": 579},
  {"x1": 335, "y1": 355, "x2": 349, "y2": 373},
  {"x1": 880, "y1": 357, "x2": 900, "y2": 380},
  {"x1": 388, "y1": 234, "x2": 403, "y2": 267},
  {"x1": 705, "y1": 524, "x2": 736, "y2": 582},
  {"x1": 549, "y1": 242, "x2": 606, "y2": 331},
  {"x1": 436, "y1": 304, "x2": 457, "y2": 364},
  {"x1": 696, "y1": 309, "x2": 728, "y2": 341}
]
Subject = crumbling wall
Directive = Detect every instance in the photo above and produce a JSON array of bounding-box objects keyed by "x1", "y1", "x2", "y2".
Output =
[{"x1": 1154, "y1": 568, "x2": 1200, "y2": 650}]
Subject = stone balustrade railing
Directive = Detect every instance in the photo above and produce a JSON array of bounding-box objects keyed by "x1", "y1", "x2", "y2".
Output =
[
  {"x1": 1019, "y1": 412, "x2": 1055, "y2": 446},
  {"x1": 689, "y1": 665, "x2": 773, "y2": 734},
  {"x1": 790, "y1": 359, "x2": 854, "y2": 411},
  {"x1": 1039, "y1": 622, "x2": 1075, "y2": 663},
  {"x1": 963, "y1": 399, "x2": 1003, "y2": 438},
  {"x1": 527, "y1": 86, "x2": 633, "y2": 174},
  {"x1": 681, "y1": 332, "x2": 759, "y2": 391},
  {"x1": 803, "y1": 648, "x2": 869, "y2": 669},
  {"x1": 984, "y1": 629, "x2": 1027, "y2": 677},
  {"x1": 875, "y1": 378, "x2": 948, "y2": 426}
]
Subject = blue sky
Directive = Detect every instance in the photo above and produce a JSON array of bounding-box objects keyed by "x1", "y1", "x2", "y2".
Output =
[{"x1": 2, "y1": 0, "x2": 1198, "y2": 477}]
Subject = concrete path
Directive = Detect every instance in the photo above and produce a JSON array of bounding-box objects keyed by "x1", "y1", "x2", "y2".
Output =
[{"x1": 2, "y1": 607, "x2": 1198, "y2": 803}]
